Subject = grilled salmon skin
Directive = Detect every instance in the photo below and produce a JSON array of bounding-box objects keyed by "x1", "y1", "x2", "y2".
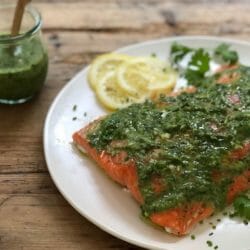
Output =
[{"x1": 73, "y1": 66, "x2": 250, "y2": 235}]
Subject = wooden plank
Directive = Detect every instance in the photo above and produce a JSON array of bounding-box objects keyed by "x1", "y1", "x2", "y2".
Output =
[
  {"x1": 4, "y1": 0, "x2": 250, "y2": 3},
  {"x1": 0, "y1": 194, "x2": 143, "y2": 250},
  {"x1": 0, "y1": 173, "x2": 56, "y2": 194},
  {"x1": 44, "y1": 32, "x2": 250, "y2": 64},
  {"x1": 3, "y1": 1, "x2": 250, "y2": 32},
  {"x1": 45, "y1": 31, "x2": 162, "y2": 64},
  {"x1": 0, "y1": 136, "x2": 45, "y2": 173},
  {"x1": 36, "y1": 2, "x2": 250, "y2": 32}
]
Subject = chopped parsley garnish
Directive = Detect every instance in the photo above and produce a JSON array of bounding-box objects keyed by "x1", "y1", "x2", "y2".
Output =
[
  {"x1": 243, "y1": 220, "x2": 248, "y2": 225},
  {"x1": 207, "y1": 240, "x2": 213, "y2": 247},
  {"x1": 214, "y1": 43, "x2": 239, "y2": 65},
  {"x1": 72, "y1": 117, "x2": 77, "y2": 121},
  {"x1": 191, "y1": 234, "x2": 196, "y2": 240},
  {"x1": 84, "y1": 112, "x2": 87, "y2": 117},
  {"x1": 73, "y1": 104, "x2": 77, "y2": 111}
]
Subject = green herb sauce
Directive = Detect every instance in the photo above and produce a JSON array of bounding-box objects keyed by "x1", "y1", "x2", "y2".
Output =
[
  {"x1": 0, "y1": 36, "x2": 48, "y2": 102},
  {"x1": 87, "y1": 66, "x2": 250, "y2": 216}
]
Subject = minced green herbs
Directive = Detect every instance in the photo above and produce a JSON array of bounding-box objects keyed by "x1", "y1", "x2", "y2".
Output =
[
  {"x1": 73, "y1": 105, "x2": 77, "y2": 111},
  {"x1": 87, "y1": 66, "x2": 250, "y2": 216},
  {"x1": 233, "y1": 195, "x2": 250, "y2": 220},
  {"x1": 207, "y1": 240, "x2": 213, "y2": 247}
]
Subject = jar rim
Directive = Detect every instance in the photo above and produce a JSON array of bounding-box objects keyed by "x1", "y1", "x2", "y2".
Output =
[{"x1": 0, "y1": 4, "x2": 42, "y2": 44}]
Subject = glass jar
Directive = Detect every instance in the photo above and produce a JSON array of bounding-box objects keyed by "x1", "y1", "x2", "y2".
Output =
[{"x1": 0, "y1": 4, "x2": 48, "y2": 104}]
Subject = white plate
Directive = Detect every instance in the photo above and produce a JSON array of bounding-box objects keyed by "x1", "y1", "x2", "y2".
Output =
[{"x1": 44, "y1": 36, "x2": 250, "y2": 250}]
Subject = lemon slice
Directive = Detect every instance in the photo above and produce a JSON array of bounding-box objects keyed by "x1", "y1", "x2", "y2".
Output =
[
  {"x1": 95, "y1": 72, "x2": 146, "y2": 110},
  {"x1": 117, "y1": 57, "x2": 177, "y2": 96},
  {"x1": 88, "y1": 53, "x2": 130, "y2": 90}
]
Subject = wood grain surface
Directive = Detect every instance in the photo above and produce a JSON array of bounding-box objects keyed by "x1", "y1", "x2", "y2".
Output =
[{"x1": 1, "y1": 0, "x2": 250, "y2": 249}]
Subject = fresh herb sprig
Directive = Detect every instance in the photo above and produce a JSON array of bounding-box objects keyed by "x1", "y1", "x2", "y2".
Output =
[
  {"x1": 170, "y1": 43, "x2": 193, "y2": 64},
  {"x1": 170, "y1": 42, "x2": 239, "y2": 87},
  {"x1": 184, "y1": 48, "x2": 210, "y2": 87},
  {"x1": 214, "y1": 43, "x2": 239, "y2": 65}
]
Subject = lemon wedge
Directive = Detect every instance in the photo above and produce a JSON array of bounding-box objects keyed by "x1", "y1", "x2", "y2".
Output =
[{"x1": 88, "y1": 53, "x2": 130, "y2": 90}]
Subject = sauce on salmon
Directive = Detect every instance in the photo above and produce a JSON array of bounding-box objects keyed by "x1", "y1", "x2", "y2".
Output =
[{"x1": 73, "y1": 65, "x2": 250, "y2": 235}]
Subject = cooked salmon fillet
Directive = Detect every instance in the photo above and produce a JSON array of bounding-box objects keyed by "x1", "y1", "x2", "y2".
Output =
[
  {"x1": 73, "y1": 65, "x2": 250, "y2": 235},
  {"x1": 73, "y1": 122, "x2": 250, "y2": 235}
]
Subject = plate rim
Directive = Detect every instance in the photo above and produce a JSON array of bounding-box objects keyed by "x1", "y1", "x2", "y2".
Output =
[{"x1": 43, "y1": 35, "x2": 250, "y2": 250}]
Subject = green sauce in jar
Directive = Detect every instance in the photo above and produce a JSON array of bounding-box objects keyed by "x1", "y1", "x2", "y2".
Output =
[
  {"x1": 0, "y1": 35, "x2": 48, "y2": 103},
  {"x1": 0, "y1": 5, "x2": 48, "y2": 104}
]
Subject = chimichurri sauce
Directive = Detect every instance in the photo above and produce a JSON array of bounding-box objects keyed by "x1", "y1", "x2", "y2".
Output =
[
  {"x1": 87, "y1": 66, "x2": 250, "y2": 216},
  {"x1": 0, "y1": 36, "x2": 48, "y2": 102}
]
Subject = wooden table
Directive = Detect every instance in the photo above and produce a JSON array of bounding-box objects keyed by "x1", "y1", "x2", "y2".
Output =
[{"x1": 1, "y1": 0, "x2": 250, "y2": 249}]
